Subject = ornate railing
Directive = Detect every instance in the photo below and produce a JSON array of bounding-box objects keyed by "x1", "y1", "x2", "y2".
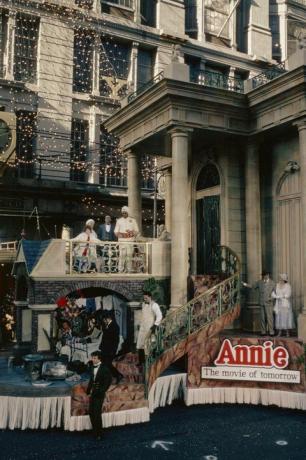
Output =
[
  {"x1": 250, "y1": 62, "x2": 287, "y2": 89},
  {"x1": 127, "y1": 72, "x2": 164, "y2": 103},
  {"x1": 191, "y1": 70, "x2": 244, "y2": 94},
  {"x1": 144, "y1": 245, "x2": 241, "y2": 393},
  {"x1": 66, "y1": 240, "x2": 150, "y2": 275}
]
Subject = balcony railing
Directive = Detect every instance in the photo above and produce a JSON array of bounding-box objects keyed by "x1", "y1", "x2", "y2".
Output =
[
  {"x1": 66, "y1": 240, "x2": 150, "y2": 275},
  {"x1": 127, "y1": 72, "x2": 164, "y2": 103},
  {"x1": 101, "y1": 0, "x2": 134, "y2": 9},
  {"x1": 191, "y1": 70, "x2": 244, "y2": 93},
  {"x1": 0, "y1": 241, "x2": 18, "y2": 263},
  {"x1": 250, "y1": 63, "x2": 287, "y2": 89}
]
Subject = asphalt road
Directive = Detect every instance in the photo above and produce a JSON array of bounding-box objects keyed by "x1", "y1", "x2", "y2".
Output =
[{"x1": 1, "y1": 402, "x2": 306, "y2": 460}]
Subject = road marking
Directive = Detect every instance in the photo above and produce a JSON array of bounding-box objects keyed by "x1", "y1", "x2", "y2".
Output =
[
  {"x1": 204, "y1": 456, "x2": 218, "y2": 460},
  {"x1": 151, "y1": 440, "x2": 174, "y2": 451},
  {"x1": 276, "y1": 440, "x2": 288, "y2": 446}
]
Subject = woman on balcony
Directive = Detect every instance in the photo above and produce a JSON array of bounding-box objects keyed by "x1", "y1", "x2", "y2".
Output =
[{"x1": 71, "y1": 220, "x2": 101, "y2": 273}]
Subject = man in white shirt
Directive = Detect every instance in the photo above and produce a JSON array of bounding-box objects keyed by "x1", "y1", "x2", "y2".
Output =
[
  {"x1": 136, "y1": 291, "x2": 162, "y2": 364},
  {"x1": 114, "y1": 206, "x2": 139, "y2": 273}
]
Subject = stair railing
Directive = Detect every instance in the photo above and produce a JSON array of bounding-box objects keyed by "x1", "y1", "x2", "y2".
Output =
[{"x1": 144, "y1": 246, "x2": 241, "y2": 394}]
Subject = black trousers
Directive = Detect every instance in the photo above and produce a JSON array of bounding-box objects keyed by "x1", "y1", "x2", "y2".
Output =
[
  {"x1": 102, "y1": 354, "x2": 121, "y2": 379},
  {"x1": 89, "y1": 395, "x2": 104, "y2": 437}
]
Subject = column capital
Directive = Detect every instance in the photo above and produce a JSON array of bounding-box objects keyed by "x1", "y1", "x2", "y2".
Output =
[
  {"x1": 293, "y1": 117, "x2": 306, "y2": 131},
  {"x1": 168, "y1": 126, "x2": 193, "y2": 138},
  {"x1": 125, "y1": 148, "x2": 138, "y2": 158}
]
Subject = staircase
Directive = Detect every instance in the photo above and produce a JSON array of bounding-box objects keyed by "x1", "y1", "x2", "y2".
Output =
[{"x1": 144, "y1": 246, "x2": 241, "y2": 395}]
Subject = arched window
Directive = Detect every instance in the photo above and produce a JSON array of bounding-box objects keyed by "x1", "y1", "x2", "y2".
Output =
[{"x1": 196, "y1": 163, "x2": 220, "y2": 191}]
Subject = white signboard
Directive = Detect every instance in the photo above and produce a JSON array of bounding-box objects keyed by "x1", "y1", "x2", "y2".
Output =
[{"x1": 201, "y1": 365, "x2": 300, "y2": 384}]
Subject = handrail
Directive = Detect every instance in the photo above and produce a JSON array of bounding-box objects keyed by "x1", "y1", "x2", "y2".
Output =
[
  {"x1": 127, "y1": 72, "x2": 164, "y2": 103},
  {"x1": 250, "y1": 62, "x2": 287, "y2": 90},
  {"x1": 191, "y1": 69, "x2": 244, "y2": 94},
  {"x1": 144, "y1": 245, "x2": 241, "y2": 394}
]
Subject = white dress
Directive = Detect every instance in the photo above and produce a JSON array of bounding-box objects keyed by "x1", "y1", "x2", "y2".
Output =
[
  {"x1": 272, "y1": 283, "x2": 294, "y2": 329},
  {"x1": 136, "y1": 301, "x2": 162, "y2": 350}
]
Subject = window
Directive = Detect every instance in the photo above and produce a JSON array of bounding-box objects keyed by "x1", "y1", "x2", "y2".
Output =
[
  {"x1": 185, "y1": 0, "x2": 198, "y2": 38},
  {"x1": 137, "y1": 48, "x2": 154, "y2": 88},
  {"x1": 100, "y1": 39, "x2": 130, "y2": 81},
  {"x1": 14, "y1": 14, "x2": 39, "y2": 83},
  {"x1": 204, "y1": 0, "x2": 229, "y2": 39},
  {"x1": 270, "y1": 15, "x2": 281, "y2": 61},
  {"x1": 101, "y1": 0, "x2": 134, "y2": 9},
  {"x1": 100, "y1": 126, "x2": 126, "y2": 187},
  {"x1": 73, "y1": 30, "x2": 94, "y2": 93},
  {"x1": 185, "y1": 55, "x2": 201, "y2": 82},
  {"x1": 140, "y1": 0, "x2": 156, "y2": 27},
  {"x1": 16, "y1": 111, "x2": 37, "y2": 179},
  {"x1": 70, "y1": 119, "x2": 89, "y2": 182}
]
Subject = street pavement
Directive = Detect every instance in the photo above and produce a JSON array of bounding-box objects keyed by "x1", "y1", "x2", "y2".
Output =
[{"x1": 1, "y1": 402, "x2": 306, "y2": 460}]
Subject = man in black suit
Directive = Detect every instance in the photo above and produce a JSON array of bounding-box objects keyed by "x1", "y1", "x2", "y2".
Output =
[
  {"x1": 100, "y1": 311, "x2": 123, "y2": 384},
  {"x1": 86, "y1": 351, "x2": 112, "y2": 439},
  {"x1": 97, "y1": 216, "x2": 116, "y2": 241}
]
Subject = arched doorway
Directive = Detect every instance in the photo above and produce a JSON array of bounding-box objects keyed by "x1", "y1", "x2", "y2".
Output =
[
  {"x1": 196, "y1": 163, "x2": 221, "y2": 274},
  {"x1": 276, "y1": 169, "x2": 303, "y2": 316}
]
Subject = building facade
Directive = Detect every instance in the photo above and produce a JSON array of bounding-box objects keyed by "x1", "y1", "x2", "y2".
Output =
[{"x1": 0, "y1": 0, "x2": 306, "y2": 334}]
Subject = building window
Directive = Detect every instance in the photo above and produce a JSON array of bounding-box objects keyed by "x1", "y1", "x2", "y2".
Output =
[
  {"x1": 270, "y1": 15, "x2": 281, "y2": 61},
  {"x1": 100, "y1": 39, "x2": 130, "y2": 81},
  {"x1": 73, "y1": 30, "x2": 94, "y2": 93},
  {"x1": 100, "y1": 126, "x2": 126, "y2": 187},
  {"x1": 16, "y1": 111, "x2": 37, "y2": 179},
  {"x1": 70, "y1": 119, "x2": 89, "y2": 182},
  {"x1": 140, "y1": 0, "x2": 156, "y2": 27},
  {"x1": 137, "y1": 48, "x2": 154, "y2": 88},
  {"x1": 101, "y1": 0, "x2": 134, "y2": 9},
  {"x1": 185, "y1": 55, "x2": 201, "y2": 82},
  {"x1": 185, "y1": 0, "x2": 198, "y2": 39},
  {"x1": 14, "y1": 14, "x2": 39, "y2": 83},
  {"x1": 204, "y1": 0, "x2": 229, "y2": 40}
]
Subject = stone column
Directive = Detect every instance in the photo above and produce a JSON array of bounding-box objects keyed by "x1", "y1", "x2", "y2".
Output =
[
  {"x1": 296, "y1": 120, "x2": 306, "y2": 339},
  {"x1": 4, "y1": 11, "x2": 16, "y2": 80},
  {"x1": 129, "y1": 42, "x2": 139, "y2": 92},
  {"x1": 87, "y1": 106, "x2": 100, "y2": 184},
  {"x1": 170, "y1": 127, "x2": 191, "y2": 308},
  {"x1": 164, "y1": 168, "x2": 172, "y2": 233},
  {"x1": 244, "y1": 141, "x2": 262, "y2": 331},
  {"x1": 134, "y1": 0, "x2": 141, "y2": 23},
  {"x1": 92, "y1": 34, "x2": 101, "y2": 97},
  {"x1": 127, "y1": 150, "x2": 142, "y2": 234}
]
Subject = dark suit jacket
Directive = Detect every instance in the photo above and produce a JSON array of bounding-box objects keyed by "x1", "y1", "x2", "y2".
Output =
[
  {"x1": 86, "y1": 363, "x2": 112, "y2": 398},
  {"x1": 97, "y1": 224, "x2": 116, "y2": 241},
  {"x1": 100, "y1": 320, "x2": 120, "y2": 357}
]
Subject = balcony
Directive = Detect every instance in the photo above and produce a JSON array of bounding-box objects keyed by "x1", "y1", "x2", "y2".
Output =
[
  {"x1": 15, "y1": 239, "x2": 171, "y2": 278},
  {"x1": 0, "y1": 241, "x2": 18, "y2": 263}
]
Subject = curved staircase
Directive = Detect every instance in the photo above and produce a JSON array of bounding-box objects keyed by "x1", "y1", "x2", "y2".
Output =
[{"x1": 144, "y1": 246, "x2": 241, "y2": 395}]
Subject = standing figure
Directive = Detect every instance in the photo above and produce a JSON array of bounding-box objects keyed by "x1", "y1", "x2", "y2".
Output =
[
  {"x1": 114, "y1": 206, "x2": 139, "y2": 273},
  {"x1": 243, "y1": 271, "x2": 275, "y2": 336},
  {"x1": 97, "y1": 215, "x2": 116, "y2": 241},
  {"x1": 71, "y1": 223, "x2": 100, "y2": 273},
  {"x1": 86, "y1": 351, "x2": 112, "y2": 440},
  {"x1": 99, "y1": 311, "x2": 123, "y2": 384},
  {"x1": 272, "y1": 273, "x2": 293, "y2": 337},
  {"x1": 136, "y1": 291, "x2": 162, "y2": 364},
  {"x1": 97, "y1": 216, "x2": 117, "y2": 272}
]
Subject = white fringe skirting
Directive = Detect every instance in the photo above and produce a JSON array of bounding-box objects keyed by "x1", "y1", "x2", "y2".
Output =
[
  {"x1": 184, "y1": 387, "x2": 306, "y2": 411},
  {"x1": 148, "y1": 373, "x2": 187, "y2": 412}
]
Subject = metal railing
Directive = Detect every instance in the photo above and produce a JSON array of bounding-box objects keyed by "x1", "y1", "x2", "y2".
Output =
[
  {"x1": 144, "y1": 245, "x2": 241, "y2": 393},
  {"x1": 66, "y1": 240, "x2": 150, "y2": 275},
  {"x1": 250, "y1": 62, "x2": 287, "y2": 90},
  {"x1": 0, "y1": 241, "x2": 18, "y2": 263},
  {"x1": 127, "y1": 72, "x2": 164, "y2": 103},
  {"x1": 191, "y1": 70, "x2": 244, "y2": 93}
]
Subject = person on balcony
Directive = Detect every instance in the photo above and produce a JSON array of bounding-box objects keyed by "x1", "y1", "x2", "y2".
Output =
[
  {"x1": 136, "y1": 291, "x2": 162, "y2": 365},
  {"x1": 114, "y1": 206, "x2": 139, "y2": 273},
  {"x1": 243, "y1": 271, "x2": 275, "y2": 336},
  {"x1": 71, "y1": 222, "x2": 100, "y2": 273},
  {"x1": 97, "y1": 216, "x2": 117, "y2": 272},
  {"x1": 272, "y1": 273, "x2": 293, "y2": 337}
]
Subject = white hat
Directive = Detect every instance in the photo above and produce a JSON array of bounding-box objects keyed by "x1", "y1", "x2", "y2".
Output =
[
  {"x1": 86, "y1": 219, "x2": 95, "y2": 228},
  {"x1": 121, "y1": 206, "x2": 129, "y2": 214},
  {"x1": 279, "y1": 273, "x2": 288, "y2": 282}
]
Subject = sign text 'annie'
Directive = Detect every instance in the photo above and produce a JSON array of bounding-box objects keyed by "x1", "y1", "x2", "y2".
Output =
[{"x1": 201, "y1": 339, "x2": 300, "y2": 384}]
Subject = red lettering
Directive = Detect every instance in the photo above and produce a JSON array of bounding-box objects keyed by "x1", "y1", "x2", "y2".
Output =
[
  {"x1": 214, "y1": 339, "x2": 235, "y2": 365},
  {"x1": 234, "y1": 345, "x2": 249, "y2": 365},
  {"x1": 273, "y1": 347, "x2": 289, "y2": 369}
]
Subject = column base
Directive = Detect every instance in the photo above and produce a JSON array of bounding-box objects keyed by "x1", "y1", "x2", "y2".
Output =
[
  {"x1": 242, "y1": 304, "x2": 261, "y2": 333},
  {"x1": 297, "y1": 313, "x2": 306, "y2": 341}
]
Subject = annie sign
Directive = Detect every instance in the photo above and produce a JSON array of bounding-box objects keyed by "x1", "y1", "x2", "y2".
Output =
[{"x1": 201, "y1": 339, "x2": 300, "y2": 384}]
